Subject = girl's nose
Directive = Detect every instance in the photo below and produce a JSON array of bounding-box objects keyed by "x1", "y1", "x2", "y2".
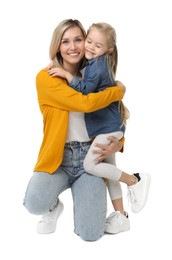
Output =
[{"x1": 89, "y1": 44, "x2": 94, "y2": 50}]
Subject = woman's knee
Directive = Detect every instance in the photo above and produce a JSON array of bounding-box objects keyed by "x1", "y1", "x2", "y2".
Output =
[
  {"x1": 23, "y1": 171, "x2": 56, "y2": 215},
  {"x1": 23, "y1": 193, "x2": 49, "y2": 215},
  {"x1": 73, "y1": 174, "x2": 107, "y2": 241},
  {"x1": 75, "y1": 225, "x2": 104, "y2": 241}
]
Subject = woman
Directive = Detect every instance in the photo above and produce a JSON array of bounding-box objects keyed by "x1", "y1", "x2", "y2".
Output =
[{"x1": 23, "y1": 19, "x2": 125, "y2": 241}]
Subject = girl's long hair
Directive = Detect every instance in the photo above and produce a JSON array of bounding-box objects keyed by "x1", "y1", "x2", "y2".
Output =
[{"x1": 88, "y1": 23, "x2": 130, "y2": 126}]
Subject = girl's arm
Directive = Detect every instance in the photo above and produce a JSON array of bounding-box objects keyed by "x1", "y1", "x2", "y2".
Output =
[
  {"x1": 48, "y1": 63, "x2": 102, "y2": 95},
  {"x1": 48, "y1": 67, "x2": 73, "y2": 84}
]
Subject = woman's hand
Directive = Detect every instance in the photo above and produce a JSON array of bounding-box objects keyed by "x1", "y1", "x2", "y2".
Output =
[
  {"x1": 93, "y1": 136, "x2": 123, "y2": 163},
  {"x1": 116, "y1": 80, "x2": 126, "y2": 93}
]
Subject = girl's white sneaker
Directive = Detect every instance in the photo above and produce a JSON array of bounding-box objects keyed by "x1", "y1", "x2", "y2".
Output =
[{"x1": 128, "y1": 173, "x2": 151, "y2": 213}]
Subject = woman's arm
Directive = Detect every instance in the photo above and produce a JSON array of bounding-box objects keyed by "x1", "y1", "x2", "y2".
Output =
[{"x1": 36, "y1": 69, "x2": 125, "y2": 113}]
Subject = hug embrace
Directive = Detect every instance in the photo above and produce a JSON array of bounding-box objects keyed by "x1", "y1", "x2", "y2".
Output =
[{"x1": 23, "y1": 19, "x2": 151, "y2": 241}]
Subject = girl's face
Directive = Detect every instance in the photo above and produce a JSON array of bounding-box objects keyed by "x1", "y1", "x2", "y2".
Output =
[
  {"x1": 59, "y1": 26, "x2": 85, "y2": 72},
  {"x1": 85, "y1": 29, "x2": 108, "y2": 60}
]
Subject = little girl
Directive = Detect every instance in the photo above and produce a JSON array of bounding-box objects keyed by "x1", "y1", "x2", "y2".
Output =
[{"x1": 48, "y1": 22, "x2": 151, "y2": 234}]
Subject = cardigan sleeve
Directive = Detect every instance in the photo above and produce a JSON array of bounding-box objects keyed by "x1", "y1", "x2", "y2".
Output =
[{"x1": 36, "y1": 69, "x2": 124, "y2": 113}]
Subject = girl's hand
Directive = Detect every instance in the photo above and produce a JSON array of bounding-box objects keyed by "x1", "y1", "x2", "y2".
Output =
[
  {"x1": 48, "y1": 68, "x2": 73, "y2": 83},
  {"x1": 93, "y1": 136, "x2": 122, "y2": 163},
  {"x1": 48, "y1": 67, "x2": 66, "y2": 78}
]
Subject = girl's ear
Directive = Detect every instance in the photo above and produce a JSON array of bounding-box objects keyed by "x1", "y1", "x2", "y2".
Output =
[{"x1": 107, "y1": 48, "x2": 114, "y2": 54}]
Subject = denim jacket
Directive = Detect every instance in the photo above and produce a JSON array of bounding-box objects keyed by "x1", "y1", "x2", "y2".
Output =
[{"x1": 69, "y1": 55, "x2": 125, "y2": 138}]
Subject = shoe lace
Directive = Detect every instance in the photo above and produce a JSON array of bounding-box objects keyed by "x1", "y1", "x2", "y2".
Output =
[
  {"x1": 40, "y1": 211, "x2": 54, "y2": 223},
  {"x1": 106, "y1": 212, "x2": 124, "y2": 226},
  {"x1": 127, "y1": 187, "x2": 137, "y2": 205}
]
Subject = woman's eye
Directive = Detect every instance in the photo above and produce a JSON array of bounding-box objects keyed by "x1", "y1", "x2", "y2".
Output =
[
  {"x1": 76, "y1": 38, "x2": 82, "y2": 42},
  {"x1": 61, "y1": 40, "x2": 69, "y2": 44}
]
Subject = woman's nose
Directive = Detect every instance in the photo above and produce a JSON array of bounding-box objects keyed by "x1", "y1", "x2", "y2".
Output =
[{"x1": 69, "y1": 41, "x2": 76, "y2": 49}]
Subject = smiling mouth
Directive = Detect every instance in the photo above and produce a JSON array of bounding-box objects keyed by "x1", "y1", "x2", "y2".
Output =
[
  {"x1": 68, "y1": 52, "x2": 80, "y2": 56},
  {"x1": 86, "y1": 50, "x2": 94, "y2": 55}
]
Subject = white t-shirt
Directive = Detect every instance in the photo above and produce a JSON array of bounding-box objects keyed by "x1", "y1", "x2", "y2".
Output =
[{"x1": 66, "y1": 112, "x2": 91, "y2": 142}]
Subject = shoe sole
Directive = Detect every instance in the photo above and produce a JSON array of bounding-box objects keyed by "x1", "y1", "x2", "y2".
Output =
[
  {"x1": 132, "y1": 173, "x2": 151, "y2": 213},
  {"x1": 105, "y1": 225, "x2": 130, "y2": 234}
]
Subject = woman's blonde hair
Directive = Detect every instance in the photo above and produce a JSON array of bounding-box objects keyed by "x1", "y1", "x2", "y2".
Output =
[
  {"x1": 87, "y1": 22, "x2": 129, "y2": 126},
  {"x1": 49, "y1": 19, "x2": 86, "y2": 69}
]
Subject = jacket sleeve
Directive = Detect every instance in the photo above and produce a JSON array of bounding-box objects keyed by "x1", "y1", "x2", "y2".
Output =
[
  {"x1": 69, "y1": 68, "x2": 101, "y2": 94},
  {"x1": 36, "y1": 69, "x2": 124, "y2": 113}
]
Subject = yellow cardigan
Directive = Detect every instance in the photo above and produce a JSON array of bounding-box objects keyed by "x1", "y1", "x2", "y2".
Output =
[{"x1": 34, "y1": 69, "x2": 124, "y2": 174}]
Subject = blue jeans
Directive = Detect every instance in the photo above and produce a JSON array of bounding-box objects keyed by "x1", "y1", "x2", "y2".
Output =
[{"x1": 23, "y1": 141, "x2": 107, "y2": 241}]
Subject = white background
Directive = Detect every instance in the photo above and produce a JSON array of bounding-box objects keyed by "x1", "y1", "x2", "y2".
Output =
[{"x1": 0, "y1": 0, "x2": 171, "y2": 259}]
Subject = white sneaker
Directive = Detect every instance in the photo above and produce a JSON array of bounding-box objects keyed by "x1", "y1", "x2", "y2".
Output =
[
  {"x1": 105, "y1": 211, "x2": 130, "y2": 234},
  {"x1": 37, "y1": 200, "x2": 64, "y2": 234},
  {"x1": 128, "y1": 173, "x2": 151, "y2": 213}
]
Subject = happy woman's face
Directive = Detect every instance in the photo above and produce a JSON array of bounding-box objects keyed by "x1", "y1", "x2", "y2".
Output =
[{"x1": 59, "y1": 26, "x2": 85, "y2": 71}]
